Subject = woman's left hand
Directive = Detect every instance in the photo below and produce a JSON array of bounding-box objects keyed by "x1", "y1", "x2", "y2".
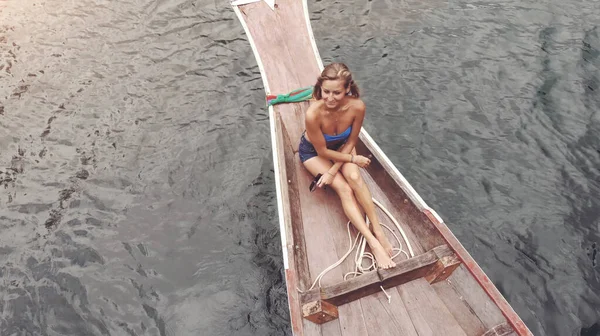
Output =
[{"x1": 317, "y1": 171, "x2": 335, "y2": 188}]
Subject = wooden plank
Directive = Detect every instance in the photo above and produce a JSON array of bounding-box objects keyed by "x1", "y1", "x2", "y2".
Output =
[
  {"x1": 481, "y1": 323, "x2": 515, "y2": 336},
  {"x1": 301, "y1": 245, "x2": 460, "y2": 307},
  {"x1": 278, "y1": 101, "x2": 306, "y2": 155},
  {"x1": 424, "y1": 246, "x2": 461, "y2": 284},
  {"x1": 271, "y1": 108, "x2": 310, "y2": 334},
  {"x1": 294, "y1": 149, "x2": 345, "y2": 334},
  {"x1": 309, "y1": 271, "x2": 381, "y2": 306},
  {"x1": 431, "y1": 280, "x2": 487, "y2": 336},
  {"x1": 284, "y1": 269, "x2": 308, "y2": 335},
  {"x1": 278, "y1": 113, "x2": 311, "y2": 290},
  {"x1": 361, "y1": 291, "x2": 419, "y2": 336},
  {"x1": 274, "y1": 0, "x2": 322, "y2": 86},
  {"x1": 292, "y1": 113, "x2": 348, "y2": 334},
  {"x1": 379, "y1": 245, "x2": 457, "y2": 286},
  {"x1": 397, "y1": 278, "x2": 468, "y2": 336},
  {"x1": 447, "y1": 265, "x2": 507, "y2": 329},
  {"x1": 239, "y1": 1, "x2": 319, "y2": 93},
  {"x1": 294, "y1": 153, "x2": 346, "y2": 286},
  {"x1": 321, "y1": 320, "x2": 342, "y2": 336},
  {"x1": 239, "y1": 3, "x2": 300, "y2": 93},
  {"x1": 303, "y1": 318, "x2": 322, "y2": 336},
  {"x1": 337, "y1": 303, "x2": 368, "y2": 336},
  {"x1": 378, "y1": 248, "x2": 439, "y2": 289},
  {"x1": 319, "y1": 220, "x2": 370, "y2": 335},
  {"x1": 273, "y1": 108, "x2": 308, "y2": 336}
]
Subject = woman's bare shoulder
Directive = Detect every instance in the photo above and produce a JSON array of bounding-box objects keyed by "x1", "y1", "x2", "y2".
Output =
[
  {"x1": 348, "y1": 97, "x2": 366, "y2": 113},
  {"x1": 306, "y1": 100, "x2": 324, "y2": 121}
]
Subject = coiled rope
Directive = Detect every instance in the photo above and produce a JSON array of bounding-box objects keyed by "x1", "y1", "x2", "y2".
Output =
[{"x1": 306, "y1": 198, "x2": 415, "y2": 292}]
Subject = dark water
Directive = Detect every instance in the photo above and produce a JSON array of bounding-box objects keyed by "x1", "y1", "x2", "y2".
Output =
[{"x1": 0, "y1": 0, "x2": 598, "y2": 335}]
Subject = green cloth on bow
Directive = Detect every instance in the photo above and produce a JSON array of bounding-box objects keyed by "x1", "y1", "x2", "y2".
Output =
[{"x1": 267, "y1": 86, "x2": 314, "y2": 106}]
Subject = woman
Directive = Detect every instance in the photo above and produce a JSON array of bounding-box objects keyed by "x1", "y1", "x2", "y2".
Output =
[{"x1": 298, "y1": 63, "x2": 396, "y2": 269}]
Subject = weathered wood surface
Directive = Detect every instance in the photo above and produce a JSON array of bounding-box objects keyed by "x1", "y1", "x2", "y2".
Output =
[
  {"x1": 276, "y1": 112, "x2": 310, "y2": 335},
  {"x1": 431, "y1": 279, "x2": 487, "y2": 336},
  {"x1": 361, "y1": 291, "x2": 419, "y2": 336},
  {"x1": 238, "y1": 0, "x2": 319, "y2": 93},
  {"x1": 397, "y1": 278, "x2": 468, "y2": 336},
  {"x1": 279, "y1": 116, "x2": 311, "y2": 290},
  {"x1": 302, "y1": 318, "x2": 323, "y2": 336},
  {"x1": 300, "y1": 245, "x2": 458, "y2": 308},
  {"x1": 448, "y1": 265, "x2": 507, "y2": 329},
  {"x1": 321, "y1": 321, "x2": 342, "y2": 336},
  {"x1": 380, "y1": 245, "x2": 459, "y2": 287},
  {"x1": 481, "y1": 323, "x2": 515, "y2": 336}
]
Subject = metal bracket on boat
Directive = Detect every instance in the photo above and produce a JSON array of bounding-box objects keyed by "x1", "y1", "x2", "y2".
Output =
[{"x1": 300, "y1": 244, "x2": 461, "y2": 324}]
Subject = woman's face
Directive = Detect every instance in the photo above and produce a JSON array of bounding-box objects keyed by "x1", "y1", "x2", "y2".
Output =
[{"x1": 321, "y1": 79, "x2": 348, "y2": 109}]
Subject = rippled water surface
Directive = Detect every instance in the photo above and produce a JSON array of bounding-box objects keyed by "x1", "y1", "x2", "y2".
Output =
[{"x1": 1, "y1": 0, "x2": 599, "y2": 335}]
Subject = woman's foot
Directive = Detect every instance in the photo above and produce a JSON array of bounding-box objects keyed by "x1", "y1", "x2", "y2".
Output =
[
  {"x1": 373, "y1": 229, "x2": 394, "y2": 257},
  {"x1": 367, "y1": 237, "x2": 396, "y2": 269}
]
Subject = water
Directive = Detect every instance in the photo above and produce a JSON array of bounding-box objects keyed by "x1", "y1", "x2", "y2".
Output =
[{"x1": 0, "y1": 0, "x2": 598, "y2": 335}]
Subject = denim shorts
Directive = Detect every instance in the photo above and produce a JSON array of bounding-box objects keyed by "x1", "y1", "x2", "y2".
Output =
[{"x1": 298, "y1": 132, "x2": 346, "y2": 163}]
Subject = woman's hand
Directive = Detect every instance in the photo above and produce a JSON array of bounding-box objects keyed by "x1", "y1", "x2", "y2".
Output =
[
  {"x1": 353, "y1": 155, "x2": 371, "y2": 168},
  {"x1": 317, "y1": 171, "x2": 335, "y2": 188}
]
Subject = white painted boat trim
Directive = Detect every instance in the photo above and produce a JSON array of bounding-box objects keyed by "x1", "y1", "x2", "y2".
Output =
[
  {"x1": 231, "y1": 0, "x2": 274, "y2": 10},
  {"x1": 231, "y1": 0, "x2": 260, "y2": 6},
  {"x1": 264, "y1": 0, "x2": 275, "y2": 10},
  {"x1": 233, "y1": 4, "x2": 289, "y2": 270},
  {"x1": 268, "y1": 104, "x2": 289, "y2": 270}
]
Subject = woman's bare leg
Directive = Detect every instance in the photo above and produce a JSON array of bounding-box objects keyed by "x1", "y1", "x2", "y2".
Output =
[
  {"x1": 303, "y1": 156, "x2": 396, "y2": 269},
  {"x1": 341, "y1": 158, "x2": 394, "y2": 257}
]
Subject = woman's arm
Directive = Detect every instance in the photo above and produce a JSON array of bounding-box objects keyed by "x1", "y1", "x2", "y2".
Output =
[
  {"x1": 343, "y1": 100, "x2": 366, "y2": 151},
  {"x1": 327, "y1": 143, "x2": 354, "y2": 175}
]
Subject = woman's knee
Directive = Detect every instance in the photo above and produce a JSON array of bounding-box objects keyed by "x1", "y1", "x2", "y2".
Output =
[
  {"x1": 344, "y1": 169, "x2": 363, "y2": 188},
  {"x1": 332, "y1": 180, "x2": 354, "y2": 198}
]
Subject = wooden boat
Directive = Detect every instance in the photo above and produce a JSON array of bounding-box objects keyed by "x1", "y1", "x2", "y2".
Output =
[{"x1": 231, "y1": 1, "x2": 533, "y2": 335}]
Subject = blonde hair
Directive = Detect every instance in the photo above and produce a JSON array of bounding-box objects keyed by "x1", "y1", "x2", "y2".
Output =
[{"x1": 313, "y1": 62, "x2": 360, "y2": 100}]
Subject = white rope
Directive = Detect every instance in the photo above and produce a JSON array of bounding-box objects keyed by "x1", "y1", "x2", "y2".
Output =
[
  {"x1": 307, "y1": 198, "x2": 415, "y2": 291},
  {"x1": 380, "y1": 286, "x2": 392, "y2": 303},
  {"x1": 372, "y1": 198, "x2": 415, "y2": 258}
]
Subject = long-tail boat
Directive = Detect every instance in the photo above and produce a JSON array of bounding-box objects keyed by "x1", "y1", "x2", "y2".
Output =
[{"x1": 231, "y1": 0, "x2": 533, "y2": 335}]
